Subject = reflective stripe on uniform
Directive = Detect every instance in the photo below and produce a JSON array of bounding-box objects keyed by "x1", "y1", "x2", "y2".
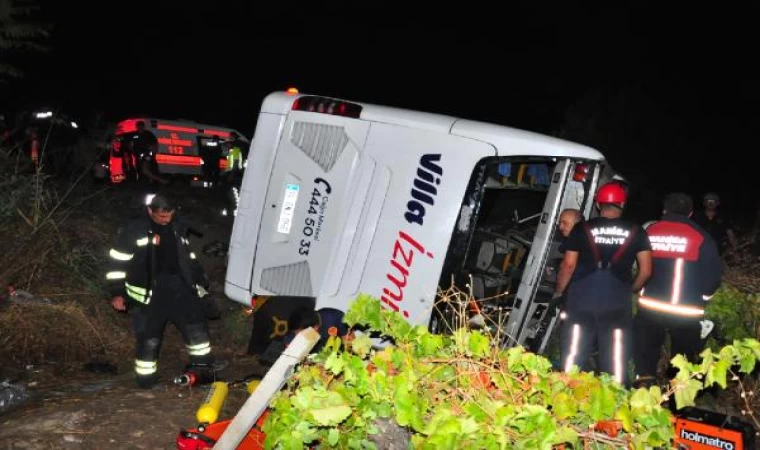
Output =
[
  {"x1": 564, "y1": 324, "x2": 581, "y2": 373},
  {"x1": 125, "y1": 283, "x2": 151, "y2": 304},
  {"x1": 613, "y1": 329, "x2": 623, "y2": 385},
  {"x1": 106, "y1": 271, "x2": 127, "y2": 280},
  {"x1": 186, "y1": 342, "x2": 211, "y2": 356},
  {"x1": 190, "y1": 252, "x2": 197, "y2": 260},
  {"x1": 638, "y1": 297, "x2": 704, "y2": 316},
  {"x1": 670, "y1": 258, "x2": 684, "y2": 304},
  {"x1": 126, "y1": 289, "x2": 148, "y2": 304},
  {"x1": 125, "y1": 282, "x2": 147, "y2": 295},
  {"x1": 136, "y1": 237, "x2": 149, "y2": 246},
  {"x1": 109, "y1": 249, "x2": 134, "y2": 261},
  {"x1": 135, "y1": 359, "x2": 157, "y2": 375}
]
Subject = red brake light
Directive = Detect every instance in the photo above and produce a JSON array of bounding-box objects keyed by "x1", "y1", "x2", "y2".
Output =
[
  {"x1": 292, "y1": 96, "x2": 362, "y2": 118},
  {"x1": 573, "y1": 163, "x2": 589, "y2": 182}
]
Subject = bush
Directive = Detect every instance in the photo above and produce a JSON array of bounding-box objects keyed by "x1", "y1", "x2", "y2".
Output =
[
  {"x1": 705, "y1": 283, "x2": 760, "y2": 348},
  {"x1": 262, "y1": 295, "x2": 760, "y2": 450}
]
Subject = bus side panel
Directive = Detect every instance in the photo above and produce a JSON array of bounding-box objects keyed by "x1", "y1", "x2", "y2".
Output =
[
  {"x1": 323, "y1": 124, "x2": 495, "y2": 326},
  {"x1": 225, "y1": 112, "x2": 287, "y2": 304}
]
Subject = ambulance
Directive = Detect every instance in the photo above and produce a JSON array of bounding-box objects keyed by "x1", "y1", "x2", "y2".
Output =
[
  {"x1": 106, "y1": 118, "x2": 249, "y2": 184},
  {"x1": 224, "y1": 91, "x2": 624, "y2": 351}
]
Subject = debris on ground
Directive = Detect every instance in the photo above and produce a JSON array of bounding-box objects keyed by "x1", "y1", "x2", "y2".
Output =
[
  {"x1": 202, "y1": 240, "x2": 228, "y2": 257},
  {"x1": 0, "y1": 381, "x2": 27, "y2": 414}
]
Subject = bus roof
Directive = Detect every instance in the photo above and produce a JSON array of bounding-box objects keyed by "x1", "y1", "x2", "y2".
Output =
[{"x1": 260, "y1": 91, "x2": 603, "y2": 160}]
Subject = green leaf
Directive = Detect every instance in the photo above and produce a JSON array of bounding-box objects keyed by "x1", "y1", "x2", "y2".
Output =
[
  {"x1": 360, "y1": 439, "x2": 377, "y2": 449},
  {"x1": 310, "y1": 405, "x2": 352, "y2": 426},
  {"x1": 587, "y1": 383, "x2": 616, "y2": 421},
  {"x1": 418, "y1": 332, "x2": 444, "y2": 356},
  {"x1": 459, "y1": 417, "x2": 479, "y2": 435},
  {"x1": 393, "y1": 375, "x2": 426, "y2": 432},
  {"x1": 391, "y1": 347, "x2": 406, "y2": 371},
  {"x1": 745, "y1": 337, "x2": 760, "y2": 355},
  {"x1": 737, "y1": 344, "x2": 757, "y2": 373},
  {"x1": 389, "y1": 313, "x2": 412, "y2": 341},
  {"x1": 616, "y1": 404, "x2": 634, "y2": 432},
  {"x1": 324, "y1": 352, "x2": 346, "y2": 375},
  {"x1": 553, "y1": 426, "x2": 579, "y2": 447},
  {"x1": 629, "y1": 388, "x2": 650, "y2": 412},
  {"x1": 467, "y1": 330, "x2": 490, "y2": 358},
  {"x1": 706, "y1": 357, "x2": 729, "y2": 389},
  {"x1": 698, "y1": 347, "x2": 714, "y2": 371},
  {"x1": 551, "y1": 392, "x2": 576, "y2": 420},
  {"x1": 351, "y1": 334, "x2": 373, "y2": 358},
  {"x1": 670, "y1": 354, "x2": 692, "y2": 373},
  {"x1": 506, "y1": 346, "x2": 524, "y2": 371},
  {"x1": 463, "y1": 401, "x2": 490, "y2": 422},
  {"x1": 674, "y1": 378, "x2": 703, "y2": 410},
  {"x1": 327, "y1": 428, "x2": 340, "y2": 446},
  {"x1": 344, "y1": 294, "x2": 383, "y2": 330}
]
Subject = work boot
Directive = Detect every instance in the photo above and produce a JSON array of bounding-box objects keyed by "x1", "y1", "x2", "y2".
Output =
[{"x1": 135, "y1": 374, "x2": 160, "y2": 390}]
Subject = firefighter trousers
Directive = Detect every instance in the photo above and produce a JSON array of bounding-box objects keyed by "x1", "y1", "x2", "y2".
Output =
[
  {"x1": 633, "y1": 306, "x2": 702, "y2": 379},
  {"x1": 560, "y1": 270, "x2": 633, "y2": 387},
  {"x1": 131, "y1": 274, "x2": 213, "y2": 387}
]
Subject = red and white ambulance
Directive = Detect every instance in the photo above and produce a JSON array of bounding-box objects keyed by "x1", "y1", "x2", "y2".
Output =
[{"x1": 107, "y1": 118, "x2": 249, "y2": 184}]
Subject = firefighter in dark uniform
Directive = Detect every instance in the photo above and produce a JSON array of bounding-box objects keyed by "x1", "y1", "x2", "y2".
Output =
[
  {"x1": 132, "y1": 120, "x2": 168, "y2": 185},
  {"x1": 554, "y1": 182, "x2": 652, "y2": 387},
  {"x1": 106, "y1": 193, "x2": 217, "y2": 388},
  {"x1": 692, "y1": 192, "x2": 737, "y2": 255},
  {"x1": 633, "y1": 193, "x2": 722, "y2": 386}
]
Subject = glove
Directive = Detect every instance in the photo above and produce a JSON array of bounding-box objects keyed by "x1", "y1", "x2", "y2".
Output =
[
  {"x1": 548, "y1": 293, "x2": 567, "y2": 313},
  {"x1": 700, "y1": 319, "x2": 714, "y2": 339}
]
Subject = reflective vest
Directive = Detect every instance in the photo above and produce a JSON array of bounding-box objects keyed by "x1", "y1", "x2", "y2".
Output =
[
  {"x1": 226, "y1": 145, "x2": 242, "y2": 171},
  {"x1": 638, "y1": 214, "x2": 722, "y2": 317}
]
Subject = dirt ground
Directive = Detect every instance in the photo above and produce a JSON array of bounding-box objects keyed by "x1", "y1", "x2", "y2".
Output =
[{"x1": 0, "y1": 179, "x2": 269, "y2": 449}]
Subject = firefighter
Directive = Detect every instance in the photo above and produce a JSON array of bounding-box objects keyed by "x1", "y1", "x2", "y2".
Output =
[
  {"x1": 633, "y1": 193, "x2": 722, "y2": 386},
  {"x1": 692, "y1": 192, "x2": 738, "y2": 255},
  {"x1": 554, "y1": 182, "x2": 652, "y2": 387},
  {"x1": 201, "y1": 135, "x2": 223, "y2": 186},
  {"x1": 106, "y1": 193, "x2": 218, "y2": 388},
  {"x1": 28, "y1": 126, "x2": 40, "y2": 169},
  {"x1": 224, "y1": 132, "x2": 244, "y2": 174},
  {"x1": 132, "y1": 121, "x2": 168, "y2": 185}
]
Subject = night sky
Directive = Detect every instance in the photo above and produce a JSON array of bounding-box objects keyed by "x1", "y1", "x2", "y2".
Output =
[{"x1": 4, "y1": 1, "x2": 758, "y2": 223}]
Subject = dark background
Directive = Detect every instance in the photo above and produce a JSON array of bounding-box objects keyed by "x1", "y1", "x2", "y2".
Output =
[{"x1": 3, "y1": 1, "x2": 758, "y2": 225}]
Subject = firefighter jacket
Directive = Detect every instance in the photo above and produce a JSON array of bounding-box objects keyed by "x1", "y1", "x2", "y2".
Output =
[
  {"x1": 638, "y1": 214, "x2": 722, "y2": 317},
  {"x1": 105, "y1": 215, "x2": 207, "y2": 305}
]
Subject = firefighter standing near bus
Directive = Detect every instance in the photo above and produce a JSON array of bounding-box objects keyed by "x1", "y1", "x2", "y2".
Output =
[
  {"x1": 554, "y1": 182, "x2": 653, "y2": 387},
  {"x1": 633, "y1": 193, "x2": 722, "y2": 387},
  {"x1": 106, "y1": 193, "x2": 219, "y2": 388}
]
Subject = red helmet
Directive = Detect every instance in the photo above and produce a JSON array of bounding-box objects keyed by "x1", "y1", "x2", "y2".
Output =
[{"x1": 595, "y1": 182, "x2": 627, "y2": 205}]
